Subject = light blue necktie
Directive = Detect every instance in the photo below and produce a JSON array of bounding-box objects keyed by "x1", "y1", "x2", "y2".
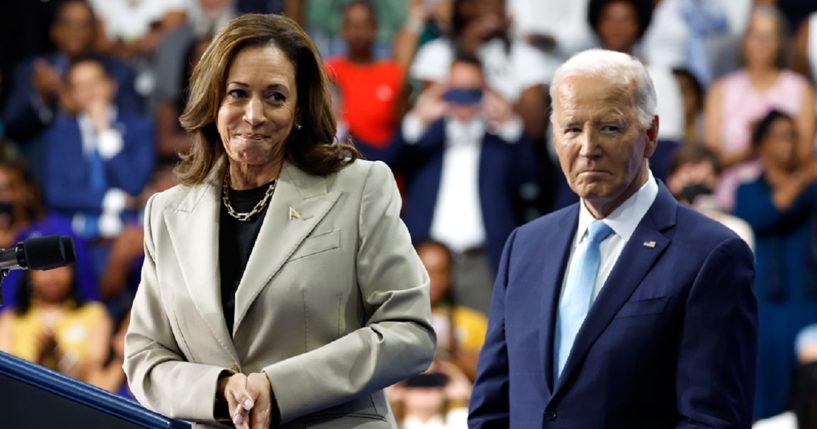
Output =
[{"x1": 555, "y1": 220, "x2": 614, "y2": 380}]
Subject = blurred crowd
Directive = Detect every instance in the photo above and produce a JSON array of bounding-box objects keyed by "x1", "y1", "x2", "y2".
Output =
[{"x1": 1, "y1": 0, "x2": 817, "y2": 427}]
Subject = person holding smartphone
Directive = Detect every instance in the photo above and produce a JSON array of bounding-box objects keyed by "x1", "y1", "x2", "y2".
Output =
[{"x1": 389, "y1": 53, "x2": 539, "y2": 316}]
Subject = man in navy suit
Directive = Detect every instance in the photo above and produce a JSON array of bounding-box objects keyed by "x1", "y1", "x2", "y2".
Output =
[
  {"x1": 2, "y1": 0, "x2": 141, "y2": 143},
  {"x1": 389, "y1": 54, "x2": 539, "y2": 314},
  {"x1": 468, "y1": 49, "x2": 757, "y2": 428},
  {"x1": 41, "y1": 55, "x2": 154, "y2": 242}
]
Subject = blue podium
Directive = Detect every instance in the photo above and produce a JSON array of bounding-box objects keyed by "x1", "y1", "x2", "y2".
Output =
[{"x1": 0, "y1": 351, "x2": 190, "y2": 428}]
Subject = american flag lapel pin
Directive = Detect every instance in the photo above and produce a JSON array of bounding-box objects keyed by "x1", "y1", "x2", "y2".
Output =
[
  {"x1": 289, "y1": 207, "x2": 301, "y2": 221},
  {"x1": 643, "y1": 240, "x2": 656, "y2": 248}
]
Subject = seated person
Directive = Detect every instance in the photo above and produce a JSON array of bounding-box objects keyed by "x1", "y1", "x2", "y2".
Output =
[
  {"x1": 666, "y1": 144, "x2": 755, "y2": 250},
  {"x1": 41, "y1": 55, "x2": 154, "y2": 242},
  {"x1": 86, "y1": 311, "x2": 132, "y2": 398},
  {"x1": 417, "y1": 239, "x2": 487, "y2": 381},
  {"x1": 325, "y1": 0, "x2": 406, "y2": 158},
  {"x1": 0, "y1": 159, "x2": 97, "y2": 307},
  {"x1": 99, "y1": 162, "x2": 176, "y2": 321},
  {"x1": 1, "y1": 0, "x2": 140, "y2": 144},
  {"x1": 0, "y1": 265, "x2": 111, "y2": 383}
]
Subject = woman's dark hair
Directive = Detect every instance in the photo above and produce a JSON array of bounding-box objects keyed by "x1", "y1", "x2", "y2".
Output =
[
  {"x1": 65, "y1": 54, "x2": 111, "y2": 82},
  {"x1": 751, "y1": 109, "x2": 794, "y2": 149},
  {"x1": 671, "y1": 67, "x2": 704, "y2": 112},
  {"x1": 14, "y1": 265, "x2": 83, "y2": 315},
  {"x1": 587, "y1": 0, "x2": 654, "y2": 39},
  {"x1": 343, "y1": 0, "x2": 378, "y2": 27},
  {"x1": 739, "y1": 5, "x2": 791, "y2": 70},
  {"x1": 669, "y1": 144, "x2": 723, "y2": 177},
  {"x1": 0, "y1": 159, "x2": 46, "y2": 223},
  {"x1": 451, "y1": 0, "x2": 510, "y2": 52},
  {"x1": 177, "y1": 14, "x2": 359, "y2": 185}
]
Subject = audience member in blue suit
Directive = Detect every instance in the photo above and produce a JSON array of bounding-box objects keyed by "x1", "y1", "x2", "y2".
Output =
[
  {"x1": 734, "y1": 109, "x2": 817, "y2": 419},
  {"x1": 469, "y1": 49, "x2": 757, "y2": 428},
  {"x1": 40, "y1": 56, "x2": 153, "y2": 276},
  {"x1": 2, "y1": 0, "x2": 141, "y2": 145},
  {"x1": 389, "y1": 53, "x2": 539, "y2": 314}
]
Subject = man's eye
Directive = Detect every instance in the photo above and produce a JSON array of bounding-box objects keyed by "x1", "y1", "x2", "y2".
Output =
[{"x1": 564, "y1": 127, "x2": 581, "y2": 135}]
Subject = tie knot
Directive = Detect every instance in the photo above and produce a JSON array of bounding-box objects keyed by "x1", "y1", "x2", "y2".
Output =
[{"x1": 586, "y1": 221, "x2": 613, "y2": 245}]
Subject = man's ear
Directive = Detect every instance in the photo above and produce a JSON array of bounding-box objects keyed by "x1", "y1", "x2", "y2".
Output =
[{"x1": 644, "y1": 115, "x2": 659, "y2": 158}]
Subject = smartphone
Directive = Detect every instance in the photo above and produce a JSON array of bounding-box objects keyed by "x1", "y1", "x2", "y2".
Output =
[
  {"x1": 404, "y1": 372, "x2": 449, "y2": 388},
  {"x1": 443, "y1": 88, "x2": 483, "y2": 105}
]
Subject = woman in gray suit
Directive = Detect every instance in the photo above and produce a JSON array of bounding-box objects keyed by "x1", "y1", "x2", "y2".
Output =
[{"x1": 123, "y1": 14, "x2": 436, "y2": 429}]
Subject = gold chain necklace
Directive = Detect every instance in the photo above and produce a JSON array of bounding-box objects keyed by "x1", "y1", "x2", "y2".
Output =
[{"x1": 221, "y1": 169, "x2": 277, "y2": 222}]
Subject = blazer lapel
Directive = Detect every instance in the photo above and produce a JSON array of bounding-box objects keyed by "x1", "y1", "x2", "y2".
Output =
[
  {"x1": 550, "y1": 185, "x2": 678, "y2": 400},
  {"x1": 232, "y1": 162, "x2": 341, "y2": 335},
  {"x1": 538, "y1": 205, "x2": 580, "y2": 396},
  {"x1": 164, "y1": 163, "x2": 239, "y2": 362}
]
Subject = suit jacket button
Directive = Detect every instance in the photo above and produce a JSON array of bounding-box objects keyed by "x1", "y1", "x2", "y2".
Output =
[{"x1": 546, "y1": 410, "x2": 557, "y2": 421}]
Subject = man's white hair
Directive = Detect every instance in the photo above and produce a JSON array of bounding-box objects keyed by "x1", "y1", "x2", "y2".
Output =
[{"x1": 549, "y1": 49, "x2": 657, "y2": 129}]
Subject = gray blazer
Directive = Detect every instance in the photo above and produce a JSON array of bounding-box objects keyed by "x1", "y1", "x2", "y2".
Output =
[{"x1": 124, "y1": 159, "x2": 436, "y2": 428}]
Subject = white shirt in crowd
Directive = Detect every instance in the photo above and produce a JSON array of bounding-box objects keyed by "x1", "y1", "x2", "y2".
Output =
[
  {"x1": 506, "y1": 0, "x2": 595, "y2": 57},
  {"x1": 89, "y1": 0, "x2": 186, "y2": 41},
  {"x1": 647, "y1": 64, "x2": 685, "y2": 142},
  {"x1": 561, "y1": 171, "x2": 659, "y2": 301},
  {"x1": 410, "y1": 37, "x2": 557, "y2": 103}
]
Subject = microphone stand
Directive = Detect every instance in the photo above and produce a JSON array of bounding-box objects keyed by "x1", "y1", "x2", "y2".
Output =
[{"x1": 0, "y1": 269, "x2": 7, "y2": 306}]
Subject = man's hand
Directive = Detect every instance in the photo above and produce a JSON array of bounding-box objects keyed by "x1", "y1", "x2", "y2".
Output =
[
  {"x1": 32, "y1": 59, "x2": 62, "y2": 103},
  {"x1": 414, "y1": 84, "x2": 447, "y2": 126}
]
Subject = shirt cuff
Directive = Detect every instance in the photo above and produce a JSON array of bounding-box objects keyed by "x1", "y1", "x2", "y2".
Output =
[
  {"x1": 97, "y1": 129, "x2": 124, "y2": 159},
  {"x1": 401, "y1": 113, "x2": 427, "y2": 144},
  {"x1": 102, "y1": 188, "x2": 127, "y2": 213},
  {"x1": 493, "y1": 116, "x2": 524, "y2": 143}
]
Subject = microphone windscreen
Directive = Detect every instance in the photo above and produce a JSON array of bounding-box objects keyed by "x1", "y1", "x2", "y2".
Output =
[{"x1": 23, "y1": 236, "x2": 76, "y2": 270}]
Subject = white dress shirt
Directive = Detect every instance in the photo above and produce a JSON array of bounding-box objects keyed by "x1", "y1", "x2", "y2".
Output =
[
  {"x1": 559, "y1": 171, "x2": 659, "y2": 302},
  {"x1": 429, "y1": 118, "x2": 487, "y2": 253},
  {"x1": 76, "y1": 108, "x2": 127, "y2": 237}
]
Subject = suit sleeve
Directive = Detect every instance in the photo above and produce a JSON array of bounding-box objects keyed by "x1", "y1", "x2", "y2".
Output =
[
  {"x1": 104, "y1": 118, "x2": 155, "y2": 195},
  {"x1": 734, "y1": 181, "x2": 817, "y2": 234},
  {"x1": 676, "y1": 236, "x2": 757, "y2": 428},
  {"x1": 1, "y1": 59, "x2": 52, "y2": 141},
  {"x1": 263, "y1": 161, "x2": 436, "y2": 423},
  {"x1": 468, "y1": 228, "x2": 517, "y2": 428},
  {"x1": 123, "y1": 195, "x2": 230, "y2": 423}
]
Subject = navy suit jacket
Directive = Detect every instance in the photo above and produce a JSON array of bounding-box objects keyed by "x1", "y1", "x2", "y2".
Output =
[
  {"x1": 41, "y1": 111, "x2": 154, "y2": 218},
  {"x1": 469, "y1": 184, "x2": 758, "y2": 428},
  {"x1": 2, "y1": 52, "x2": 141, "y2": 142},
  {"x1": 389, "y1": 119, "x2": 539, "y2": 271}
]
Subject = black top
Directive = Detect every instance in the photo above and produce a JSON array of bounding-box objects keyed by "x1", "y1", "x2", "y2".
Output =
[{"x1": 218, "y1": 181, "x2": 273, "y2": 334}]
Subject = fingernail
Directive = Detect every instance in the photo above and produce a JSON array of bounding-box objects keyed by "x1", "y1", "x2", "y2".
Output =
[
  {"x1": 243, "y1": 399, "x2": 254, "y2": 410},
  {"x1": 233, "y1": 413, "x2": 244, "y2": 425}
]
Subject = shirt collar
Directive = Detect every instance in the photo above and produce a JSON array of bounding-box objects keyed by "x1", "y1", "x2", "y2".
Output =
[
  {"x1": 576, "y1": 170, "x2": 658, "y2": 244},
  {"x1": 445, "y1": 117, "x2": 485, "y2": 146}
]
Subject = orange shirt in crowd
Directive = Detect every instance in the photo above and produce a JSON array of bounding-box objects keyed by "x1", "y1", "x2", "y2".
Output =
[{"x1": 325, "y1": 58, "x2": 404, "y2": 148}]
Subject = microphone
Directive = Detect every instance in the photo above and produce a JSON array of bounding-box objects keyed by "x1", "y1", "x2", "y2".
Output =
[{"x1": 0, "y1": 236, "x2": 76, "y2": 271}]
